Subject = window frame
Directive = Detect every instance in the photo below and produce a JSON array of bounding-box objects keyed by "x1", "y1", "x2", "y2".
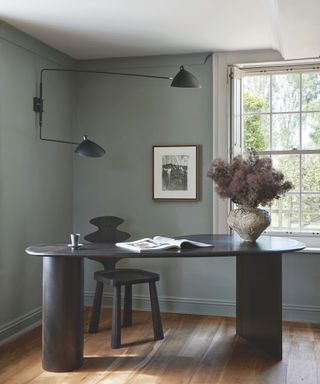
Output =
[{"x1": 229, "y1": 63, "x2": 320, "y2": 245}]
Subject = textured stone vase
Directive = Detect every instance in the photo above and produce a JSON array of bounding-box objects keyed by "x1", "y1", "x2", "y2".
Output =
[{"x1": 227, "y1": 206, "x2": 271, "y2": 242}]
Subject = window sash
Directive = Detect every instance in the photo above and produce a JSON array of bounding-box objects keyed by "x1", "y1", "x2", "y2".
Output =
[
  {"x1": 231, "y1": 64, "x2": 320, "y2": 236},
  {"x1": 243, "y1": 110, "x2": 320, "y2": 116}
]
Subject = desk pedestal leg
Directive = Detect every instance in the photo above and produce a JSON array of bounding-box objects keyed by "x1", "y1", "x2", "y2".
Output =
[
  {"x1": 43, "y1": 257, "x2": 84, "y2": 372},
  {"x1": 236, "y1": 253, "x2": 282, "y2": 359}
]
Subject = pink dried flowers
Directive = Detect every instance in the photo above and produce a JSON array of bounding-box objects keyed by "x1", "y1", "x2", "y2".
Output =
[{"x1": 207, "y1": 151, "x2": 293, "y2": 208}]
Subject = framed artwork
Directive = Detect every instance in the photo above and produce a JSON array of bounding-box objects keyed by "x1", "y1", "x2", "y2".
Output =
[{"x1": 153, "y1": 145, "x2": 200, "y2": 201}]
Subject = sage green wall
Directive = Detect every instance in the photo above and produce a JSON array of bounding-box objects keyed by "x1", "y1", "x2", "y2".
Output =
[
  {"x1": 73, "y1": 54, "x2": 218, "y2": 303},
  {"x1": 0, "y1": 22, "x2": 74, "y2": 341}
]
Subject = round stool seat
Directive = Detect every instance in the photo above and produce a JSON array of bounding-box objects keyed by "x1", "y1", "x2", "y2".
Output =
[{"x1": 94, "y1": 268, "x2": 160, "y2": 286}]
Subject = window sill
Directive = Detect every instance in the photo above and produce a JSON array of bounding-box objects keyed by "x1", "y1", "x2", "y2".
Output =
[
  {"x1": 264, "y1": 231, "x2": 320, "y2": 249},
  {"x1": 297, "y1": 247, "x2": 320, "y2": 254}
]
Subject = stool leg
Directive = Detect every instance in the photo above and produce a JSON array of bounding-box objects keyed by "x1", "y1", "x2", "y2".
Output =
[
  {"x1": 111, "y1": 285, "x2": 121, "y2": 349},
  {"x1": 123, "y1": 284, "x2": 133, "y2": 327},
  {"x1": 89, "y1": 281, "x2": 104, "y2": 333},
  {"x1": 149, "y1": 282, "x2": 164, "y2": 340}
]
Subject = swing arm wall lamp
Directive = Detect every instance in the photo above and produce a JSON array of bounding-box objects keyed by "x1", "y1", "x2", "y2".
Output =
[{"x1": 33, "y1": 66, "x2": 200, "y2": 157}]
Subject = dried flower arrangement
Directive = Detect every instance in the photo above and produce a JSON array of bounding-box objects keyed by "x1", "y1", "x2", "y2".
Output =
[{"x1": 207, "y1": 151, "x2": 293, "y2": 208}]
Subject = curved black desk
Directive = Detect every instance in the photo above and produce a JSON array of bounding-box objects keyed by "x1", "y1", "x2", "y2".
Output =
[{"x1": 26, "y1": 234, "x2": 305, "y2": 372}]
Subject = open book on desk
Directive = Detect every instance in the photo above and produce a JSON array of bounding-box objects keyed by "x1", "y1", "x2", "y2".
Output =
[{"x1": 116, "y1": 236, "x2": 213, "y2": 252}]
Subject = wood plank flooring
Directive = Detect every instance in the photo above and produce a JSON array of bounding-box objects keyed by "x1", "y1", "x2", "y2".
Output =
[{"x1": 0, "y1": 308, "x2": 319, "y2": 384}]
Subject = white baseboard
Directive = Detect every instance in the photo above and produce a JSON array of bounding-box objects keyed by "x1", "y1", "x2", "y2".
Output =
[
  {"x1": 0, "y1": 307, "x2": 42, "y2": 346},
  {"x1": 85, "y1": 291, "x2": 320, "y2": 324}
]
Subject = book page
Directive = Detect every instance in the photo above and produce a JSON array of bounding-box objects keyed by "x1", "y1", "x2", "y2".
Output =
[
  {"x1": 153, "y1": 236, "x2": 212, "y2": 248},
  {"x1": 180, "y1": 239, "x2": 212, "y2": 247},
  {"x1": 153, "y1": 236, "x2": 178, "y2": 245},
  {"x1": 133, "y1": 239, "x2": 163, "y2": 250}
]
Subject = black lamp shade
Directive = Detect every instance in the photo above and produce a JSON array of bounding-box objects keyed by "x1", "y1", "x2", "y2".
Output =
[
  {"x1": 171, "y1": 66, "x2": 201, "y2": 88},
  {"x1": 74, "y1": 135, "x2": 106, "y2": 157}
]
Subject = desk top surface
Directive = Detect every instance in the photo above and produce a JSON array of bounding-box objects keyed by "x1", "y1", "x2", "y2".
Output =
[{"x1": 26, "y1": 234, "x2": 305, "y2": 258}]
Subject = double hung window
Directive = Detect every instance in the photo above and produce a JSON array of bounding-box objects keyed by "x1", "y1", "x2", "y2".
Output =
[{"x1": 230, "y1": 65, "x2": 320, "y2": 235}]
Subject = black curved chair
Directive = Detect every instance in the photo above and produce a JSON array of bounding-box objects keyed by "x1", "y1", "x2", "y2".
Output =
[{"x1": 85, "y1": 216, "x2": 164, "y2": 349}]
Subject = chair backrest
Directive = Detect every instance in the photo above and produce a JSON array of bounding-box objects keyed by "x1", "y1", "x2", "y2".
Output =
[{"x1": 84, "y1": 216, "x2": 130, "y2": 243}]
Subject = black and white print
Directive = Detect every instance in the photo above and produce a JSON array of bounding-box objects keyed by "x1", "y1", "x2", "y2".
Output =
[{"x1": 162, "y1": 155, "x2": 189, "y2": 191}]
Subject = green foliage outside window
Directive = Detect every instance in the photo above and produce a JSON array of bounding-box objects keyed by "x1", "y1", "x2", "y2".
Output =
[{"x1": 243, "y1": 92, "x2": 267, "y2": 151}]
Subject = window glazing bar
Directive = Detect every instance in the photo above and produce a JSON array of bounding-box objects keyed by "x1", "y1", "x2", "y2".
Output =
[{"x1": 255, "y1": 149, "x2": 320, "y2": 155}]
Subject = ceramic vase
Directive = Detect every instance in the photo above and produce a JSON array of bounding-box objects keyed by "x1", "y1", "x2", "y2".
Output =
[{"x1": 227, "y1": 206, "x2": 271, "y2": 242}]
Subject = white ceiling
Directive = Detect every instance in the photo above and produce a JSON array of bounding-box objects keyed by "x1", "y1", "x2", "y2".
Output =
[{"x1": 0, "y1": 0, "x2": 319, "y2": 60}]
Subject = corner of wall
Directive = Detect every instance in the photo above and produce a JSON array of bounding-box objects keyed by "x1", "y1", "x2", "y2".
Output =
[{"x1": 0, "y1": 20, "x2": 75, "y2": 68}]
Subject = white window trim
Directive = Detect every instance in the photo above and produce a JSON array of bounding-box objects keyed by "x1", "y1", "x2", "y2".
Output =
[{"x1": 229, "y1": 61, "x2": 320, "y2": 248}]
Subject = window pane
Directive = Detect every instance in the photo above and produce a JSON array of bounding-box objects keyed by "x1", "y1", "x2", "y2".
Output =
[
  {"x1": 243, "y1": 75, "x2": 270, "y2": 113},
  {"x1": 272, "y1": 114, "x2": 299, "y2": 150},
  {"x1": 243, "y1": 115, "x2": 270, "y2": 151},
  {"x1": 302, "y1": 195, "x2": 320, "y2": 232},
  {"x1": 272, "y1": 74, "x2": 300, "y2": 112},
  {"x1": 302, "y1": 112, "x2": 320, "y2": 149},
  {"x1": 272, "y1": 154, "x2": 299, "y2": 191},
  {"x1": 302, "y1": 72, "x2": 320, "y2": 111},
  {"x1": 302, "y1": 154, "x2": 320, "y2": 192},
  {"x1": 269, "y1": 194, "x2": 299, "y2": 231}
]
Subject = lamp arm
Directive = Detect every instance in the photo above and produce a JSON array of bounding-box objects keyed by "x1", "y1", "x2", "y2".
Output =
[
  {"x1": 34, "y1": 67, "x2": 173, "y2": 146},
  {"x1": 39, "y1": 68, "x2": 172, "y2": 82},
  {"x1": 39, "y1": 133, "x2": 79, "y2": 146},
  {"x1": 37, "y1": 81, "x2": 79, "y2": 146}
]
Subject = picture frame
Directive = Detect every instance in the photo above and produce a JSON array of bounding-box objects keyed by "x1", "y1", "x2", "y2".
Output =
[{"x1": 152, "y1": 145, "x2": 200, "y2": 201}]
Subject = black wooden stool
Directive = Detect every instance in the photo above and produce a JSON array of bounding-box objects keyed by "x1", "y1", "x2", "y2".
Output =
[
  {"x1": 85, "y1": 216, "x2": 164, "y2": 348},
  {"x1": 94, "y1": 268, "x2": 164, "y2": 349}
]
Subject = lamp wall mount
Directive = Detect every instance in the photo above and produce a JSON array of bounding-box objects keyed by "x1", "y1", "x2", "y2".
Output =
[{"x1": 33, "y1": 97, "x2": 43, "y2": 113}]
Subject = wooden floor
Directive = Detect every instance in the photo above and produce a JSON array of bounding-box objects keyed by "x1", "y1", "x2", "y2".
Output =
[{"x1": 0, "y1": 308, "x2": 319, "y2": 384}]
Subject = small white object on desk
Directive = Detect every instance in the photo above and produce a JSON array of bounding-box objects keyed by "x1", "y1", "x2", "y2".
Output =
[{"x1": 70, "y1": 233, "x2": 81, "y2": 248}]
